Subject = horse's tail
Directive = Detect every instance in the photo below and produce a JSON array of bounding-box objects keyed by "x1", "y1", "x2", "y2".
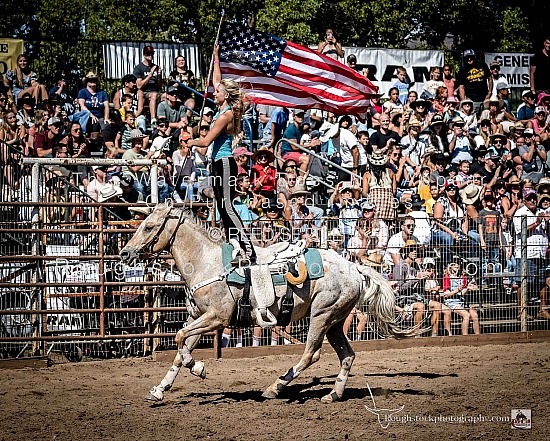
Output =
[{"x1": 357, "y1": 265, "x2": 424, "y2": 339}]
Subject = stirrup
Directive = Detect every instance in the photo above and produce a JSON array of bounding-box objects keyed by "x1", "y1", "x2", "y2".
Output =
[
  {"x1": 230, "y1": 256, "x2": 252, "y2": 267},
  {"x1": 255, "y1": 307, "x2": 278, "y2": 327}
]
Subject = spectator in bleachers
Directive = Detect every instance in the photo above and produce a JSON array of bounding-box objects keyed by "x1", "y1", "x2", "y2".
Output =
[
  {"x1": 172, "y1": 132, "x2": 197, "y2": 201},
  {"x1": 233, "y1": 173, "x2": 261, "y2": 229},
  {"x1": 102, "y1": 111, "x2": 123, "y2": 157},
  {"x1": 167, "y1": 55, "x2": 196, "y2": 99},
  {"x1": 115, "y1": 111, "x2": 149, "y2": 153},
  {"x1": 251, "y1": 146, "x2": 277, "y2": 197},
  {"x1": 48, "y1": 73, "x2": 75, "y2": 116},
  {"x1": 442, "y1": 64, "x2": 457, "y2": 98},
  {"x1": 520, "y1": 128, "x2": 546, "y2": 181},
  {"x1": 421, "y1": 67, "x2": 445, "y2": 100},
  {"x1": 113, "y1": 74, "x2": 146, "y2": 132},
  {"x1": 458, "y1": 98, "x2": 477, "y2": 135},
  {"x1": 442, "y1": 261, "x2": 480, "y2": 335},
  {"x1": 63, "y1": 122, "x2": 91, "y2": 188},
  {"x1": 477, "y1": 194, "x2": 502, "y2": 289},
  {"x1": 262, "y1": 106, "x2": 289, "y2": 151},
  {"x1": 279, "y1": 109, "x2": 311, "y2": 172},
  {"x1": 317, "y1": 28, "x2": 344, "y2": 60},
  {"x1": 384, "y1": 215, "x2": 418, "y2": 266},
  {"x1": 400, "y1": 116, "x2": 428, "y2": 168},
  {"x1": 356, "y1": 130, "x2": 370, "y2": 175},
  {"x1": 0, "y1": 110, "x2": 26, "y2": 192},
  {"x1": 456, "y1": 49, "x2": 492, "y2": 115},
  {"x1": 529, "y1": 36, "x2": 550, "y2": 94},
  {"x1": 15, "y1": 92, "x2": 35, "y2": 129},
  {"x1": 329, "y1": 180, "x2": 361, "y2": 246},
  {"x1": 3, "y1": 54, "x2": 47, "y2": 105},
  {"x1": 393, "y1": 67, "x2": 411, "y2": 106},
  {"x1": 87, "y1": 166, "x2": 110, "y2": 204},
  {"x1": 156, "y1": 85, "x2": 188, "y2": 139},
  {"x1": 77, "y1": 72, "x2": 110, "y2": 136},
  {"x1": 382, "y1": 87, "x2": 403, "y2": 115},
  {"x1": 232, "y1": 145, "x2": 252, "y2": 175},
  {"x1": 122, "y1": 129, "x2": 154, "y2": 198},
  {"x1": 362, "y1": 151, "x2": 396, "y2": 221},
  {"x1": 133, "y1": 45, "x2": 162, "y2": 127},
  {"x1": 443, "y1": 96, "x2": 461, "y2": 122},
  {"x1": 346, "y1": 200, "x2": 388, "y2": 262},
  {"x1": 516, "y1": 90, "x2": 537, "y2": 124},
  {"x1": 408, "y1": 194, "x2": 431, "y2": 245},
  {"x1": 448, "y1": 116, "x2": 475, "y2": 164},
  {"x1": 288, "y1": 183, "x2": 314, "y2": 239},
  {"x1": 369, "y1": 113, "x2": 399, "y2": 152},
  {"x1": 34, "y1": 117, "x2": 64, "y2": 158},
  {"x1": 528, "y1": 106, "x2": 550, "y2": 140}
]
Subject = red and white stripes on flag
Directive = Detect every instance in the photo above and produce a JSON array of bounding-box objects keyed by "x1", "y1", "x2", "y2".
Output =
[{"x1": 218, "y1": 23, "x2": 379, "y2": 117}]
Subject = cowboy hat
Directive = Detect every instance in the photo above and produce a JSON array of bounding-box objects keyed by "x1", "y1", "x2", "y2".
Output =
[
  {"x1": 361, "y1": 252, "x2": 383, "y2": 267},
  {"x1": 409, "y1": 193, "x2": 425, "y2": 207},
  {"x1": 410, "y1": 99, "x2": 429, "y2": 110},
  {"x1": 483, "y1": 95, "x2": 505, "y2": 110},
  {"x1": 489, "y1": 133, "x2": 507, "y2": 144},
  {"x1": 407, "y1": 116, "x2": 423, "y2": 128},
  {"x1": 98, "y1": 183, "x2": 123, "y2": 202},
  {"x1": 83, "y1": 71, "x2": 99, "y2": 85},
  {"x1": 130, "y1": 128, "x2": 145, "y2": 140},
  {"x1": 128, "y1": 202, "x2": 152, "y2": 216},
  {"x1": 511, "y1": 121, "x2": 525, "y2": 131},
  {"x1": 459, "y1": 183, "x2": 482, "y2": 205},
  {"x1": 422, "y1": 145, "x2": 439, "y2": 158},
  {"x1": 327, "y1": 227, "x2": 343, "y2": 240},
  {"x1": 290, "y1": 182, "x2": 310, "y2": 197},
  {"x1": 368, "y1": 151, "x2": 389, "y2": 166},
  {"x1": 536, "y1": 177, "x2": 550, "y2": 190},
  {"x1": 319, "y1": 122, "x2": 339, "y2": 143},
  {"x1": 506, "y1": 175, "x2": 521, "y2": 188},
  {"x1": 459, "y1": 98, "x2": 474, "y2": 110},
  {"x1": 401, "y1": 239, "x2": 418, "y2": 255},
  {"x1": 360, "y1": 199, "x2": 376, "y2": 210},
  {"x1": 449, "y1": 115, "x2": 465, "y2": 128},
  {"x1": 252, "y1": 146, "x2": 275, "y2": 163}
]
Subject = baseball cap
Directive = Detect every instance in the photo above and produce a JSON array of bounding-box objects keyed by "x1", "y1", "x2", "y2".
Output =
[
  {"x1": 496, "y1": 82, "x2": 510, "y2": 91},
  {"x1": 535, "y1": 106, "x2": 547, "y2": 114},
  {"x1": 423, "y1": 257, "x2": 435, "y2": 266},
  {"x1": 524, "y1": 188, "x2": 537, "y2": 200},
  {"x1": 484, "y1": 148, "x2": 499, "y2": 160},
  {"x1": 130, "y1": 128, "x2": 145, "y2": 140},
  {"x1": 233, "y1": 146, "x2": 253, "y2": 157},
  {"x1": 48, "y1": 117, "x2": 62, "y2": 126},
  {"x1": 463, "y1": 49, "x2": 476, "y2": 57},
  {"x1": 522, "y1": 90, "x2": 535, "y2": 98},
  {"x1": 489, "y1": 60, "x2": 501, "y2": 68},
  {"x1": 120, "y1": 174, "x2": 135, "y2": 187},
  {"x1": 166, "y1": 85, "x2": 178, "y2": 95},
  {"x1": 524, "y1": 128, "x2": 534, "y2": 136},
  {"x1": 203, "y1": 107, "x2": 215, "y2": 116},
  {"x1": 361, "y1": 200, "x2": 376, "y2": 210},
  {"x1": 143, "y1": 45, "x2": 155, "y2": 54},
  {"x1": 180, "y1": 131, "x2": 192, "y2": 141},
  {"x1": 294, "y1": 109, "x2": 306, "y2": 116}
]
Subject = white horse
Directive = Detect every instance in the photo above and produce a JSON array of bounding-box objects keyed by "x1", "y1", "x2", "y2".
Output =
[{"x1": 120, "y1": 204, "x2": 418, "y2": 403}]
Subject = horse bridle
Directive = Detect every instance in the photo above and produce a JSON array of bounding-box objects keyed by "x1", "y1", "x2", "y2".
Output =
[{"x1": 140, "y1": 204, "x2": 186, "y2": 260}]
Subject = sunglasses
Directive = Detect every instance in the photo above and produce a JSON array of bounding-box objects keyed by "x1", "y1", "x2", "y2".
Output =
[
  {"x1": 286, "y1": 164, "x2": 297, "y2": 168},
  {"x1": 258, "y1": 154, "x2": 270, "y2": 159},
  {"x1": 72, "y1": 128, "x2": 82, "y2": 132},
  {"x1": 494, "y1": 140, "x2": 503, "y2": 144},
  {"x1": 157, "y1": 123, "x2": 167, "y2": 127}
]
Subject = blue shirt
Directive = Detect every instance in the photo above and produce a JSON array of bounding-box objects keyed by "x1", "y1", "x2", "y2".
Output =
[
  {"x1": 77, "y1": 88, "x2": 108, "y2": 118},
  {"x1": 281, "y1": 123, "x2": 301, "y2": 156},
  {"x1": 212, "y1": 106, "x2": 234, "y2": 160}
]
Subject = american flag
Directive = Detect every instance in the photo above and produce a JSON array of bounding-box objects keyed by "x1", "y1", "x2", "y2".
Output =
[{"x1": 218, "y1": 23, "x2": 379, "y2": 116}]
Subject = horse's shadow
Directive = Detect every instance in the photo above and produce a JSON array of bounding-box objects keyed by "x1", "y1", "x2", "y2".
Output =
[{"x1": 153, "y1": 373, "x2": 442, "y2": 406}]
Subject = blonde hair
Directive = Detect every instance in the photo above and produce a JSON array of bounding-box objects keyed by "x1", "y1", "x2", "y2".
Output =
[{"x1": 219, "y1": 78, "x2": 243, "y2": 135}]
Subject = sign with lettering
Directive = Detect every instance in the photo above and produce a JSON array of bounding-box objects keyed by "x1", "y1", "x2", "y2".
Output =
[
  {"x1": 485, "y1": 52, "x2": 533, "y2": 88},
  {"x1": 341, "y1": 47, "x2": 444, "y2": 97},
  {"x1": 0, "y1": 38, "x2": 24, "y2": 76}
]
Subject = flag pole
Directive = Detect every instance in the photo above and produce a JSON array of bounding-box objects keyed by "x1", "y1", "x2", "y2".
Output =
[{"x1": 199, "y1": 11, "x2": 225, "y2": 124}]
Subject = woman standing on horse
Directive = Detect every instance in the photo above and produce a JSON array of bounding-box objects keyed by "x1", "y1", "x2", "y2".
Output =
[{"x1": 187, "y1": 45, "x2": 256, "y2": 264}]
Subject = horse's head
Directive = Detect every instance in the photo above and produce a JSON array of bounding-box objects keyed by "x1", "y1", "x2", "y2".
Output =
[{"x1": 120, "y1": 203, "x2": 181, "y2": 264}]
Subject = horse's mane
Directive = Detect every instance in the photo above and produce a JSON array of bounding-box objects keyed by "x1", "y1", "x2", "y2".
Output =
[{"x1": 172, "y1": 206, "x2": 222, "y2": 245}]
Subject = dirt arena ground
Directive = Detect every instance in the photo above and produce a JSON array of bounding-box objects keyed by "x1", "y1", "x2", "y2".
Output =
[{"x1": 0, "y1": 342, "x2": 547, "y2": 440}]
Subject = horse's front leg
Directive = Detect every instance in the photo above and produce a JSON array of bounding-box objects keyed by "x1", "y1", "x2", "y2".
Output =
[{"x1": 146, "y1": 314, "x2": 223, "y2": 402}]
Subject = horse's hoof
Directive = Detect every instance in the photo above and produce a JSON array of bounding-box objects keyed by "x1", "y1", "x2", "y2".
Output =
[
  {"x1": 262, "y1": 389, "x2": 278, "y2": 399},
  {"x1": 321, "y1": 391, "x2": 340, "y2": 404},
  {"x1": 145, "y1": 386, "x2": 164, "y2": 402},
  {"x1": 190, "y1": 361, "x2": 206, "y2": 379}
]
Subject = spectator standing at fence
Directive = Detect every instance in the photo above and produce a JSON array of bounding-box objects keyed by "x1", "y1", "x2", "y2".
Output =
[
  {"x1": 456, "y1": 50, "x2": 492, "y2": 115},
  {"x1": 317, "y1": 28, "x2": 344, "y2": 60},
  {"x1": 329, "y1": 181, "x2": 361, "y2": 247},
  {"x1": 3, "y1": 54, "x2": 47, "y2": 105},
  {"x1": 133, "y1": 45, "x2": 162, "y2": 127},
  {"x1": 477, "y1": 194, "x2": 502, "y2": 289},
  {"x1": 384, "y1": 216, "x2": 418, "y2": 266},
  {"x1": 512, "y1": 189, "x2": 550, "y2": 320},
  {"x1": 113, "y1": 74, "x2": 146, "y2": 132},
  {"x1": 168, "y1": 55, "x2": 196, "y2": 99},
  {"x1": 87, "y1": 165, "x2": 110, "y2": 204},
  {"x1": 77, "y1": 72, "x2": 110, "y2": 135},
  {"x1": 530, "y1": 36, "x2": 550, "y2": 94},
  {"x1": 442, "y1": 261, "x2": 480, "y2": 335}
]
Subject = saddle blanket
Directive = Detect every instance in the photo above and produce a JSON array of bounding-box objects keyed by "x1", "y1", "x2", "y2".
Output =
[{"x1": 221, "y1": 244, "x2": 324, "y2": 286}]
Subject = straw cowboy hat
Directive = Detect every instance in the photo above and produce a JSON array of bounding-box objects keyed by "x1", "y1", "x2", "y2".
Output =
[
  {"x1": 536, "y1": 177, "x2": 550, "y2": 190},
  {"x1": 400, "y1": 239, "x2": 418, "y2": 255},
  {"x1": 459, "y1": 98, "x2": 474, "y2": 111},
  {"x1": 319, "y1": 122, "x2": 339, "y2": 143},
  {"x1": 368, "y1": 151, "x2": 389, "y2": 166},
  {"x1": 459, "y1": 183, "x2": 482, "y2": 205},
  {"x1": 448, "y1": 115, "x2": 465, "y2": 128},
  {"x1": 98, "y1": 183, "x2": 123, "y2": 202},
  {"x1": 83, "y1": 71, "x2": 99, "y2": 85},
  {"x1": 409, "y1": 99, "x2": 429, "y2": 110},
  {"x1": 128, "y1": 202, "x2": 152, "y2": 217},
  {"x1": 407, "y1": 116, "x2": 423, "y2": 128},
  {"x1": 252, "y1": 146, "x2": 275, "y2": 163},
  {"x1": 483, "y1": 95, "x2": 505, "y2": 110},
  {"x1": 290, "y1": 182, "x2": 310, "y2": 197},
  {"x1": 361, "y1": 252, "x2": 383, "y2": 267},
  {"x1": 506, "y1": 175, "x2": 521, "y2": 189},
  {"x1": 327, "y1": 227, "x2": 344, "y2": 240}
]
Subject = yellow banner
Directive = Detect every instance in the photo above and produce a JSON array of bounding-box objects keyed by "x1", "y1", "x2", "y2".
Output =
[{"x1": 0, "y1": 39, "x2": 24, "y2": 76}]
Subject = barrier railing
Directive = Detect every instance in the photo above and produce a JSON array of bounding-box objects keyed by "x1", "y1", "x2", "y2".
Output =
[{"x1": 1, "y1": 200, "x2": 548, "y2": 362}]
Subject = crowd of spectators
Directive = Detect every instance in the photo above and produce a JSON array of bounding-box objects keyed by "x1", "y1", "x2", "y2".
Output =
[{"x1": 2, "y1": 38, "x2": 550, "y2": 338}]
